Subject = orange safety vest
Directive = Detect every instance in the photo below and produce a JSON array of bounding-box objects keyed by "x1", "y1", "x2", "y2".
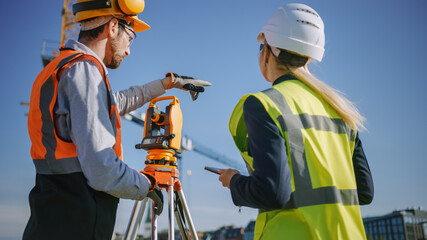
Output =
[{"x1": 28, "y1": 48, "x2": 123, "y2": 174}]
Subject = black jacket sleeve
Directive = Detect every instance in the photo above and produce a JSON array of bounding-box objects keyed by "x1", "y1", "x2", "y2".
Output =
[
  {"x1": 352, "y1": 134, "x2": 374, "y2": 205},
  {"x1": 229, "y1": 96, "x2": 292, "y2": 210}
]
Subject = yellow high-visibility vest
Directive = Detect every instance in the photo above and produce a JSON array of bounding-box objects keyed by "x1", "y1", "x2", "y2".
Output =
[{"x1": 229, "y1": 79, "x2": 366, "y2": 239}]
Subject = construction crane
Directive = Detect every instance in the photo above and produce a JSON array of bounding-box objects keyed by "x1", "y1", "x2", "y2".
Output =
[
  {"x1": 41, "y1": 0, "x2": 79, "y2": 66},
  {"x1": 123, "y1": 111, "x2": 246, "y2": 172},
  {"x1": 21, "y1": 0, "x2": 78, "y2": 111}
]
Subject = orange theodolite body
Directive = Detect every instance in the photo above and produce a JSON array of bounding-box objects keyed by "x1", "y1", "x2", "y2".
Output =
[{"x1": 136, "y1": 96, "x2": 183, "y2": 190}]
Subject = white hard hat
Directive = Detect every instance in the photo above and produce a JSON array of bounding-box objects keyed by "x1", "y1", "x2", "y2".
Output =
[{"x1": 258, "y1": 3, "x2": 325, "y2": 62}]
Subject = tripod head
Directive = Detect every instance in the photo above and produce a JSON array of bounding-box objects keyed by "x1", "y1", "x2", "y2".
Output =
[{"x1": 136, "y1": 96, "x2": 182, "y2": 167}]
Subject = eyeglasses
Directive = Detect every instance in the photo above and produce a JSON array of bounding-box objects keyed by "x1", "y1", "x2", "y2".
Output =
[
  {"x1": 259, "y1": 43, "x2": 278, "y2": 56},
  {"x1": 118, "y1": 21, "x2": 136, "y2": 47}
]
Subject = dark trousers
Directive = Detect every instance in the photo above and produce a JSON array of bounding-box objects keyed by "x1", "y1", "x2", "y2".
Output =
[{"x1": 23, "y1": 173, "x2": 119, "y2": 240}]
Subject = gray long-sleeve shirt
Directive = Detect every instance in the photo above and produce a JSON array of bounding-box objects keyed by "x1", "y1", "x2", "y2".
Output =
[{"x1": 55, "y1": 40, "x2": 165, "y2": 200}]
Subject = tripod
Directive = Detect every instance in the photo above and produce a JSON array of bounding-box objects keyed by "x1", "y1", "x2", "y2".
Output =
[{"x1": 122, "y1": 97, "x2": 198, "y2": 240}]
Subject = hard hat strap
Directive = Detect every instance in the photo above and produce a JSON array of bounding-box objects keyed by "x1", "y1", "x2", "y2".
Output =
[{"x1": 72, "y1": 0, "x2": 112, "y2": 15}]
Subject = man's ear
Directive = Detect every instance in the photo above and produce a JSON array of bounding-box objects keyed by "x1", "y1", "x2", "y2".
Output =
[{"x1": 106, "y1": 18, "x2": 119, "y2": 37}]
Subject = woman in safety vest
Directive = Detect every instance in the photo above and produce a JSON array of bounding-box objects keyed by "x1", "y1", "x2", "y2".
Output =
[{"x1": 218, "y1": 4, "x2": 374, "y2": 240}]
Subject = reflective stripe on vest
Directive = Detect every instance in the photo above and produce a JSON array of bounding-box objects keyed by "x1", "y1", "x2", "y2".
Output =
[
  {"x1": 28, "y1": 49, "x2": 123, "y2": 174},
  {"x1": 261, "y1": 87, "x2": 358, "y2": 208}
]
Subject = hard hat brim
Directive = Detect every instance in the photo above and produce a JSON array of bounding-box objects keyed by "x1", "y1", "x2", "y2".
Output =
[
  {"x1": 262, "y1": 29, "x2": 324, "y2": 62},
  {"x1": 129, "y1": 16, "x2": 150, "y2": 32}
]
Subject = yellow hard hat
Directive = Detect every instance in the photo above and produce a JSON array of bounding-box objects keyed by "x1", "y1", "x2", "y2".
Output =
[{"x1": 72, "y1": 0, "x2": 150, "y2": 32}]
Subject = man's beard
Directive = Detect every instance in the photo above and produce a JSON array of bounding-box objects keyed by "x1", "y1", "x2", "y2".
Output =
[{"x1": 106, "y1": 36, "x2": 125, "y2": 69}]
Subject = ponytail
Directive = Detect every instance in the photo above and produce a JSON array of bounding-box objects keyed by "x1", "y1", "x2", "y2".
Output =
[{"x1": 276, "y1": 53, "x2": 366, "y2": 131}]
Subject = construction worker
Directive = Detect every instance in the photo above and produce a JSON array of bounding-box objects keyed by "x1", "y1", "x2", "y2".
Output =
[
  {"x1": 24, "y1": 0, "x2": 211, "y2": 239},
  {"x1": 218, "y1": 4, "x2": 373, "y2": 239}
]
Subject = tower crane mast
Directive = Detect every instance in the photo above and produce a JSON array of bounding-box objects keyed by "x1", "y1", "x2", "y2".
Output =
[
  {"x1": 60, "y1": 0, "x2": 79, "y2": 47},
  {"x1": 41, "y1": 0, "x2": 79, "y2": 66}
]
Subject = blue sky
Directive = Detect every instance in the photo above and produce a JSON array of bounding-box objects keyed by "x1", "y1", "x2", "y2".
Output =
[{"x1": 1, "y1": 0, "x2": 427, "y2": 239}]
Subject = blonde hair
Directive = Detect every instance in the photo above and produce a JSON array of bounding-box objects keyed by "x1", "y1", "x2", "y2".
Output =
[{"x1": 281, "y1": 63, "x2": 366, "y2": 131}]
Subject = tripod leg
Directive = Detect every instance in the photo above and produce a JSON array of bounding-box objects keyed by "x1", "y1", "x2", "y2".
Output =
[
  {"x1": 174, "y1": 194, "x2": 188, "y2": 240},
  {"x1": 168, "y1": 185, "x2": 175, "y2": 240},
  {"x1": 151, "y1": 200, "x2": 158, "y2": 240},
  {"x1": 176, "y1": 189, "x2": 199, "y2": 240},
  {"x1": 123, "y1": 198, "x2": 149, "y2": 240}
]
